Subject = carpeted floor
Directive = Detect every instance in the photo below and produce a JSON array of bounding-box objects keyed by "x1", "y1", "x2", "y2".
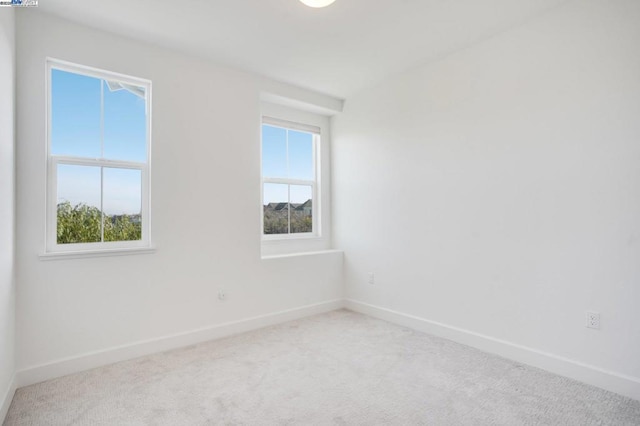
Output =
[{"x1": 5, "y1": 309, "x2": 640, "y2": 425}]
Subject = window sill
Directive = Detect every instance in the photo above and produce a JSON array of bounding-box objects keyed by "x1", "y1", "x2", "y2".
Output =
[
  {"x1": 261, "y1": 234, "x2": 329, "y2": 257},
  {"x1": 262, "y1": 233, "x2": 321, "y2": 242},
  {"x1": 261, "y1": 249, "x2": 343, "y2": 261},
  {"x1": 39, "y1": 246, "x2": 156, "y2": 261}
]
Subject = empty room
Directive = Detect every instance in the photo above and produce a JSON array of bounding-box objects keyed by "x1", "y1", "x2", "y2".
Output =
[{"x1": 1, "y1": 0, "x2": 639, "y2": 424}]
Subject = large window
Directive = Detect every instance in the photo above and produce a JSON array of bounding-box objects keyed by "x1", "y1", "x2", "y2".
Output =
[
  {"x1": 46, "y1": 60, "x2": 151, "y2": 254},
  {"x1": 261, "y1": 117, "x2": 319, "y2": 238}
]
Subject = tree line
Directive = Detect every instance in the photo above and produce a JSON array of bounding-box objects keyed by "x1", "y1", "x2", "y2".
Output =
[{"x1": 57, "y1": 201, "x2": 141, "y2": 244}]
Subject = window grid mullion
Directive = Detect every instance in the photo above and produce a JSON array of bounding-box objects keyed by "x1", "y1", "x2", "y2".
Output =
[
  {"x1": 100, "y1": 79, "x2": 104, "y2": 159},
  {"x1": 263, "y1": 177, "x2": 314, "y2": 186},
  {"x1": 286, "y1": 129, "x2": 290, "y2": 234},
  {"x1": 52, "y1": 155, "x2": 146, "y2": 170},
  {"x1": 100, "y1": 80, "x2": 105, "y2": 242},
  {"x1": 100, "y1": 166, "x2": 105, "y2": 243},
  {"x1": 287, "y1": 184, "x2": 291, "y2": 234},
  {"x1": 312, "y1": 134, "x2": 318, "y2": 234}
]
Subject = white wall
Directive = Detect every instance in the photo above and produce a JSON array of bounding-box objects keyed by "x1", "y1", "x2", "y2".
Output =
[
  {"x1": 15, "y1": 10, "x2": 342, "y2": 381},
  {"x1": 333, "y1": 0, "x2": 640, "y2": 397},
  {"x1": 0, "y1": 8, "x2": 16, "y2": 422}
]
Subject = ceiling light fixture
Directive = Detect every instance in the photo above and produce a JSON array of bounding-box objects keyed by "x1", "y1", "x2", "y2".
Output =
[{"x1": 299, "y1": 0, "x2": 336, "y2": 8}]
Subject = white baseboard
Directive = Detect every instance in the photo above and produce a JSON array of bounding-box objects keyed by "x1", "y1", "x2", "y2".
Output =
[
  {"x1": 345, "y1": 299, "x2": 640, "y2": 402},
  {"x1": 15, "y1": 298, "x2": 639, "y2": 404},
  {"x1": 16, "y1": 299, "x2": 344, "y2": 389},
  {"x1": 1, "y1": 373, "x2": 17, "y2": 425}
]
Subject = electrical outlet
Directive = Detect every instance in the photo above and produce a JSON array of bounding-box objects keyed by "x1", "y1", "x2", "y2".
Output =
[
  {"x1": 367, "y1": 272, "x2": 375, "y2": 285},
  {"x1": 586, "y1": 311, "x2": 600, "y2": 329},
  {"x1": 218, "y1": 289, "x2": 226, "y2": 301}
]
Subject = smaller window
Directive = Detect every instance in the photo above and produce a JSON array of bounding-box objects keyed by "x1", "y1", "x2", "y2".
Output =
[
  {"x1": 261, "y1": 118, "x2": 320, "y2": 238},
  {"x1": 46, "y1": 60, "x2": 152, "y2": 254}
]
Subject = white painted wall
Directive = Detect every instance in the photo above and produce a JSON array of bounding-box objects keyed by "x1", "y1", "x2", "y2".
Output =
[
  {"x1": 15, "y1": 10, "x2": 342, "y2": 378},
  {"x1": 0, "y1": 8, "x2": 16, "y2": 421},
  {"x1": 333, "y1": 0, "x2": 640, "y2": 391}
]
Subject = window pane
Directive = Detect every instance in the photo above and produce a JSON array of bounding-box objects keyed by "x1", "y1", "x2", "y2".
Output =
[
  {"x1": 57, "y1": 164, "x2": 102, "y2": 244},
  {"x1": 103, "y1": 168, "x2": 142, "y2": 242},
  {"x1": 288, "y1": 130, "x2": 314, "y2": 180},
  {"x1": 51, "y1": 69, "x2": 101, "y2": 157},
  {"x1": 263, "y1": 183, "x2": 289, "y2": 235},
  {"x1": 262, "y1": 125, "x2": 287, "y2": 178},
  {"x1": 290, "y1": 185, "x2": 312, "y2": 234},
  {"x1": 103, "y1": 80, "x2": 147, "y2": 162}
]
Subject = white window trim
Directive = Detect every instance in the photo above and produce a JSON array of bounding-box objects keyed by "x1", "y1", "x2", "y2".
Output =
[
  {"x1": 260, "y1": 102, "x2": 332, "y2": 257},
  {"x1": 261, "y1": 117, "x2": 321, "y2": 241},
  {"x1": 44, "y1": 58, "x2": 153, "y2": 256}
]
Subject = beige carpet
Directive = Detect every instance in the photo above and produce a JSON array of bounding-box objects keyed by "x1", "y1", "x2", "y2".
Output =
[{"x1": 5, "y1": 309, "x2": 640, "y2": 425}]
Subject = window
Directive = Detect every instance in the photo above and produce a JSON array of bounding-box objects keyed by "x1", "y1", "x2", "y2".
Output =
[
  {"x1": 46, "y1": 60, "x2": 151, "y2": 254},
  {"x1": 261, "y1": 117, "x2": 319, "y2": 238}
]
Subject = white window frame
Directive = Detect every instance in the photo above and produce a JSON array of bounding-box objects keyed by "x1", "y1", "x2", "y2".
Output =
[
  {"x1": 261, "y1": 117, "x2": 321, "y2": 241},
  {"x1": 44, "y1": 59, "x2": 152, "y2": 256}
]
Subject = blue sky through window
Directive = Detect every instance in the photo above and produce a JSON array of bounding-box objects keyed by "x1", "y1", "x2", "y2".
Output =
[
  {"x1": 262, "y1": 124, "x2": 314, "y2": 205},
  {"x1": 52, "y1": 68, "x2": 147, "y2": 215},
  {"x1": 51, "y1": 70, "x2": 101, "y2": 157}
]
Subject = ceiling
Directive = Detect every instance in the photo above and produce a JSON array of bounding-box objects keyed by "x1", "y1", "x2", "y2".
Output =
[{"x1": 40, "y1": 0, "x2": 567, "y2": 99}]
